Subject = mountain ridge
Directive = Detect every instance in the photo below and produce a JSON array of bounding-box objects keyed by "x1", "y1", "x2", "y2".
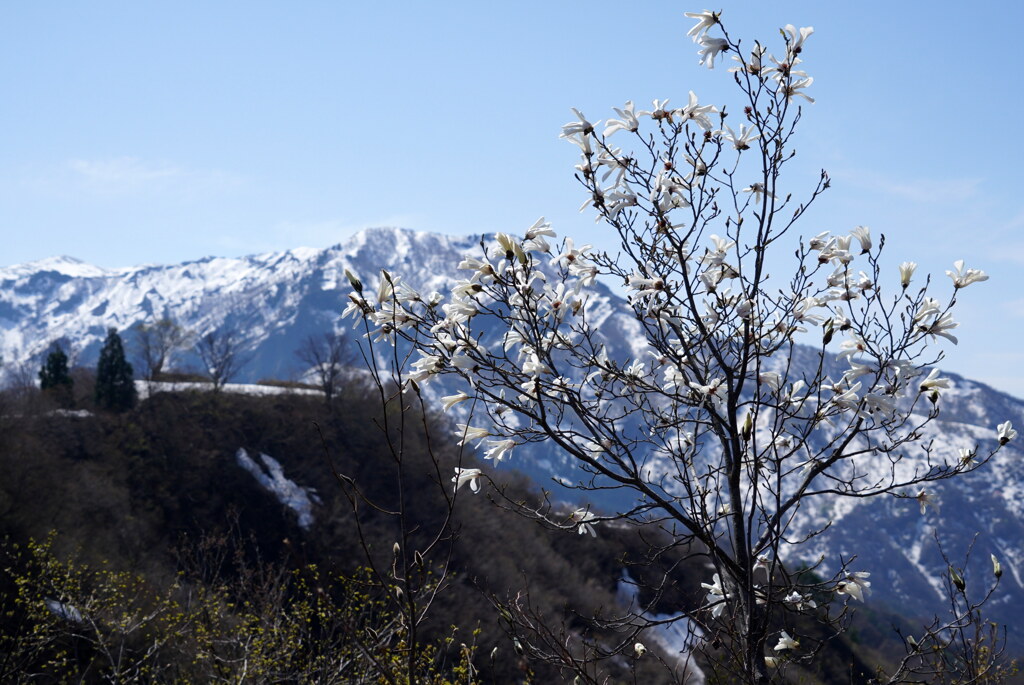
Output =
[{"x1": 2, "y1": 226, "x2": 1022, "y2": 650}]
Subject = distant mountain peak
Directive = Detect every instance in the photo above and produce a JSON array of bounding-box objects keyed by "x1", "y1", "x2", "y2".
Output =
[
  {"x1": 2, "y1": 228, "x2": 1023, "y2": 643},
  {"x1": 1, "y1": 255, "x2": 113, "y2": 279}
]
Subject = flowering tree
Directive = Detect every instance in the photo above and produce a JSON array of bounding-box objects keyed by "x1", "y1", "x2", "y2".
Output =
[{"x1": 344, "y1": 10, "x2": 1011, "y2": 683}]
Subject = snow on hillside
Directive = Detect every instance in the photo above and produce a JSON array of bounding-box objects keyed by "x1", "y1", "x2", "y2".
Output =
[
  {"x1": 0, "y1": 228, "x2": 481, "y2": 383},
  {"x1": 235, "y1": 448, "x2": 321, "y2": 530},
  {"x1": 3, "y1": 227, "x2": 1023, "y2": 647}
]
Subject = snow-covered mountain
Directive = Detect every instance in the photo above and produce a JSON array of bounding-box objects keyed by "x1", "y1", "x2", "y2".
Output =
[
  {"x1": 0, "y1": 229, "x2": 479, "y2": 382},
  {"x1": 3, "y1": 226, "x2": 1022, "y2": 646}
]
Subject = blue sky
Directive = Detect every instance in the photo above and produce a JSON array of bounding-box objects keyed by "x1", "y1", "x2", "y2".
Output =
[{"x1": 2, "y1": 1, "x2": 1023, "y2": 395}]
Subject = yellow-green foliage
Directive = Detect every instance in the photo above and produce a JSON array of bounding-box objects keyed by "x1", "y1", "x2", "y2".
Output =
[{"x1": 0, "y1": 535, "x2": 478, "y2": 684}]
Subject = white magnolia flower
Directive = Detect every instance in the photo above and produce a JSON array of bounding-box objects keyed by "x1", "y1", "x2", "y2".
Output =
[
  {"x1": 720, "y1": 124, "x2": 759, "y2": 150},
  {"x1": 450, "y1": 354, "x2": 480, "y2": 375},
  {"x1": 807, "y1": 231, "x2": 830, "y2": 251},
  {"x1": 850, "y1": 226, "x2": 871, "y2": 254},
  {"x1": 628, "y1": 273, "x2": 666, "y2": 299},
  {"x1": 774, "y1": 630, "x2": 799, "y2": 651},
  {"x1": 730, "y1": 42, "x2": 767, "y2": 76},
  {"x1": 782, "y1": 24, "x2": 814, "y2": 56},
  {"x1": 742, "y1": 182, "x2": 775, "y2": 204},
  {"x1": 997, "y1": 421, "x2": 1018, "y2": 445},
  {"x1": 837, "y1": 335, "x2": 869, "y2": 362},
  {"x1": 698, "y1": 36, "x2": 729, "y2": 68},
  {"x1": 560, "y1": 107, "x2": 597, "y2": 138},
  {"x1": 483, "y1": 438, "x2": 516, "y2": 462},
  {"x1": 524, "y1": 216, "x2": 556, "y2": 240},
  {"x1": 914, "y1": 297, "x2": 942, "y2": 324},
  {"x1": 836, "y1": 571, "x2": 871, "y2": 602},
  {"x1": 409, "y1": 353, "x2": 444, "y2": 384},
  {"x1": 946, "y1": 260, "x2": 989, "y2": 289},
  {"x1": 784, "y1": 590, "x2": 816, "y2": 610},
  {"x1": 735, "y1": 298, "x2": 755, "y2": 320},
  {"x1": 553, "y1": 237, "x2": 594, "y2": 269},
  {"x1": 701, "y1": 573, "x2": 728, "y2": 617},
  {"x1": 830, "y1": 382, "x2": 862, "y2": 413},
  {"x1": 391, "y1": 280, "x2": 422, "y2": 304},
  {"x1": 624, "y1": 359, "x2": 646, "y2": 381},
  {"x1": 759, "y1": 371, "x2": 782, "y2": 392},
  {"x1": 522, "y1": 353, "x2": 553, "y2": 376},
  {"x1": 684, "y1": 9, "x2": 720, "y2": 42},
  {"x1": 342, "y1": 294, "x2": 370, "y2": 323},
  {"x1": 782, "y1": 76, "x2": 814, "y2": 103},
  {"x1": 633, "y1": 642, "x2": 647, "y2": 657},
  {"x1": 569, "y1": 508, "x2": 598, "y2": 537},
  {"x1": 899, "y1": 261, "x2": 917, "y2": 289},
  {"x1": 915, "y1": 489, "x2": 939, "y2": 515},
  {"x1": 918, "y1": 368, "x2": 949, "y2": 393},
  {"x1": 863, "y1": 392, "x2": 896, "y2": 418},
  {"x1": 452, "y1": 467, "x2": 483, "y2": 494},
  {"x1": 638, "y1": 97, "x2": 673, "y2": 120},
  {"x1": 455, "y1": 424, "x2": 491, "y2": 446},
  {"x1": 604, "y1": 101, "x2": 640, "y2": 137},
  {"x1": 441, "y1": 392, "x2": 471, "y2": 412},
  {"x1": 492, "y1": 232, "x2": 528, "y2": 264},
  {"x1": 451, "y1": 280, "x2": 485, "y2": 299},
  {"x1": 564, "y1": 131, "x2": 594, "y2": 156},
  {"x1": 703, "y1": 234, "x2": 736, "y2": 264},
  {"x1": 458, "y1": 256, "x2": 497, "y2": 282},
  {"x1": 920, "y1": 311, "x2": 959, "y2": 344},
  {"x1": 690, "y1": 378, "x2": 727, "y2": 406},
  {"x1": 441, "y1": 298, "x2": 479, "y2": 325},
  {"x1": 679, "y1": 90, "x2": 718, "y2": 130}
]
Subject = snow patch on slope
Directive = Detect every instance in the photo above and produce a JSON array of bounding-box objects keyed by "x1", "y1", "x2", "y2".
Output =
[
  {"x1": 235, "y1": 448, "x2": 321, "y2": 529},
  {"x1": 617, "y1": 571, "x2": 704, "y2": 683}
]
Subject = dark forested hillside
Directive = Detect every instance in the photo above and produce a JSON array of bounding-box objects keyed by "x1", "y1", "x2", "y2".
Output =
[
  {"x1": 0, "y1": 381, "x2": 938, "y2": 683},
  {"x1": 0, "y1": 380, "x2": 713, "y2": 682}
]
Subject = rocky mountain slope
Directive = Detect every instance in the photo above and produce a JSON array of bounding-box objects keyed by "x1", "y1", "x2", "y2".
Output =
[{"x1": 2, "y1": 227, "x2": 1021, "y2": 649}]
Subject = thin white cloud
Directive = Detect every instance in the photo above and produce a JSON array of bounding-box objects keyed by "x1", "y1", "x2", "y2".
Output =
[
  {"x1": 834, "y1": 168, "x2": 982, "y2": 204},
  {"x1": 65, "y1": 156, "x2": 242, "y2": 196}
]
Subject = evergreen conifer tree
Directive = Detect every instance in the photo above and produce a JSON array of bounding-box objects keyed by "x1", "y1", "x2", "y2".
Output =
[
  {"x1": 39, "y1": 345, "x2": 74, "y2": 407},
  {"x1": 95, "y1": 328, "x2": 136, "y2": 411}
]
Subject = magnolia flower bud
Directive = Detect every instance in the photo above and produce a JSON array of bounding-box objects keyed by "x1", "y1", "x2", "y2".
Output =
[
  {"x1": 949, "y1": 565, "x2": 966, "y2": 593},
  {"x1": 899, "y1": 262, "x2": 917, "y2": 289},
  {"x1": 490, "y1": 646, "x2": 498, "y2": 661},
  {"x1": 822, "y1": 318, "x2": 834, "y2": 345},
  {"x1": 992, "y1": 554, "x2": 1003, "y2": 579},
  {"x1": 393, "y1": 542, "x2": 401, "y2": 557},
  {"x1": 634, "y1": 641, "x2": 647, "y2": 657},
  {"x1": 513, "y1": 637, "x2": 524, "y2": 655},
  {"x1": 344, "y1": 268, "x2": 363, "y2": 294},
  {"x1": 997, "y1": 421, "x2": 1018, "y2": 445}
]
